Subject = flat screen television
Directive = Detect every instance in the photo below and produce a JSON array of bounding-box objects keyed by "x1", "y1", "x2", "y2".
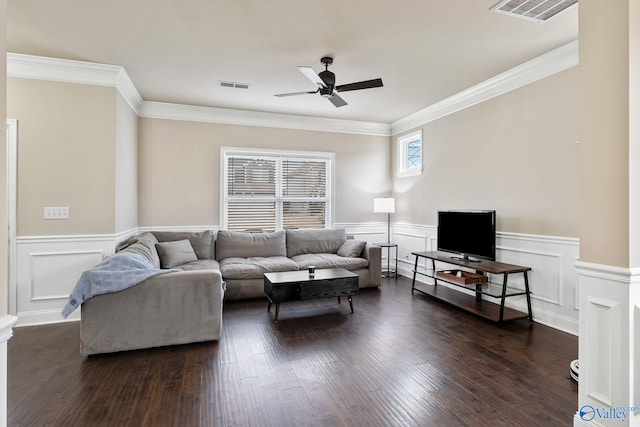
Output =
[{"x1": 437, "y1": 210, "x2": 496, "y2": 261}]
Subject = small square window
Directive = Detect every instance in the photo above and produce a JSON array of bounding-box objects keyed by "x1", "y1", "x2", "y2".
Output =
[{"x1": 397, "y1": 131, "x2": 422, "y2": 177}]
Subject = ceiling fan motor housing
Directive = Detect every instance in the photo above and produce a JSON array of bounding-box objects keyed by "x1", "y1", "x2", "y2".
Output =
[
  {"x1": 319, "y1": 57, "x2": 336, "y2": 96},
  {"x1": 318, "y1": 70, "x2": 335, "y2": 97}
]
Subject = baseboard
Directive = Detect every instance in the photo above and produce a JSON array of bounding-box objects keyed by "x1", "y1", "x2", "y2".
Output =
[
  {"x1": 16, "y1": 309, "x2": 79, "y2": 328},
  {"x1": 0, "y1": 316, "x2": 18, "y2": 342}
]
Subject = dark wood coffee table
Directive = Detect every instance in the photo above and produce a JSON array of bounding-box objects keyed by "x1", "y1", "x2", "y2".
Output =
[{"x1": 264, "y1": 268, "x2": 359, "y2": 321}]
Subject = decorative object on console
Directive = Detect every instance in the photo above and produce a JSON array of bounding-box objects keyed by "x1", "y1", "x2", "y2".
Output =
[{"x1": 373, "y1": 197, "x2": 395, "y2": 243}]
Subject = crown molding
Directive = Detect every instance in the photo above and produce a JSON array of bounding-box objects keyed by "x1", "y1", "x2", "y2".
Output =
[
  {"x1": 6, "y1": 53, "x2": 389, "y2": 136},
  {"x1": 138, "y1": 101, "x2": 391, "y2": 136},
  {"x1": 7, "y1": 53, "x2": 143, "y2": 114},
  {"x1": 390, "y1": 39, "x2": 579, "y2": 136},
  {"x1": 7, "y1": 40, "x2": 578, "y2": 138}
]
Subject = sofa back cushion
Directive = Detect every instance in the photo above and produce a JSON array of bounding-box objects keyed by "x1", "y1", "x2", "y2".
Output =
[
  {"x1": 121, "y1": 232, "x2": 160, "y2": 268},
  {"x1": 152, "y1": 230, "x2": 215, "y2": 260},
  {"x1": 216, "y1": 230, "x2": 286, "y2": 260},
  {"x1": 286, "y1": 229, "x2": 347, "y2": 257}
]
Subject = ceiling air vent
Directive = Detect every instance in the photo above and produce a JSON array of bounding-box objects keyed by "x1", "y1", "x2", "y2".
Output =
[
  {"x1": 491, "y1": 0, "x2": 578, "y2": 23},
  {"x1": 218, "y1": 80, "x2": 250, "y2": 90}
]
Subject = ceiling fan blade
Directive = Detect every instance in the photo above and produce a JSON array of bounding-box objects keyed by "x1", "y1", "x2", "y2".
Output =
[
  {"x1": 297, "y1": 66, "x2": 327, "y2": 88},
  {"x1": 335, "y1": 78, "x2": 383, "y2": 93},
  {"x1": 274, "y1": 90, "x2": 318, "y2": 97},
  {"x1": 328, "y1": 93, "x2": 348, "y2": 108}
]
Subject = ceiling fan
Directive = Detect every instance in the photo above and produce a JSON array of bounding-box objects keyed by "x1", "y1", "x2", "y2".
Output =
[{"x1": 274, "y1": 57, "x2": 383, "y2": 108}]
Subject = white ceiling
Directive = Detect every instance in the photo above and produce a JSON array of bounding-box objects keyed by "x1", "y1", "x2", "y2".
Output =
[{"x1": 6, "y1": 0, "x2": 578, "y2": 124}]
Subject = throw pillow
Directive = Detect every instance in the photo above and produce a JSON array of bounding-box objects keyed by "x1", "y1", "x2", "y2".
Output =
[
  {"x1": 337, "y1": 240, "x2": 366, "y2": 258},
  {"x1": 155, "y1": 239, "x2": 198, "y2": 269}
]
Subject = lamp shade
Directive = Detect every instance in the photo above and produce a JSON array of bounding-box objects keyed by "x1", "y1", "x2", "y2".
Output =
[{"x1": 373, "y1": 197, "x2": 395, "y2": 214}]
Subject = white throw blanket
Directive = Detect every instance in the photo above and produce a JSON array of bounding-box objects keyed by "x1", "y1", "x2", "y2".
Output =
[{"x1": 62, "y1": 251, "x2": 177, "y2": 318}]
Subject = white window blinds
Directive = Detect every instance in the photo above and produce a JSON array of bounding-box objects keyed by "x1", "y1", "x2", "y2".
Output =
[{"x1": 222, "y1": 149, "x2": 333, "y2": 232}]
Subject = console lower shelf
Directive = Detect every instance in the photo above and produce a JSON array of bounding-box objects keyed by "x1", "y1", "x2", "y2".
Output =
[
  {"x1": 412, "y1": 283, "x2": 530, "y2": 322},
  {"x1": 410, "y1": 251, "x2": 533, "y2": 325}
]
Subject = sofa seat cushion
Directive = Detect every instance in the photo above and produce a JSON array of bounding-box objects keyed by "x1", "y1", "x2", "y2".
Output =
[
  {"x1": 291, "y1": 253, "x2": 369, "y2": 271},
  {"x1": 219, "y1": 256, "x2": 299, "y2": 280},
  {"x1": 176, "y1": 259, "x2": 220, "y2": 271}
]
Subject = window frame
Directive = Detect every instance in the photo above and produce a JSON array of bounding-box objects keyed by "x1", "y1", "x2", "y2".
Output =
[
  {"x1": 397, "y1": 130, "x2": 423, "y2": 178},
  {"x1": 221, "y1": 147, "x2": 335, "y2": 231}
]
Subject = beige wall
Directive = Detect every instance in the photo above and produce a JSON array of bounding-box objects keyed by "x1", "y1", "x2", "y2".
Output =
[
  {"x1": 579, "y1": 0, "x2": 634, "y2": 267},
  {"x1": 138, "y1": 117, "x2": 391, "y2": 227},
  {"x1": 6, "y1": 61, "x2": 581, "y2": 240},
  {"x1": 1, "y1": 0, "x2": 8, "y2": 315},
  {"x1": 392, "y1": 67, "x2": 579, "y2": 237},
  {"x1": 7, "y1": 78, "x2": 117, "y2": 236}
]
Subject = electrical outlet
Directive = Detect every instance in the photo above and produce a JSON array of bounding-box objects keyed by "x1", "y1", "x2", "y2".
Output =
[{"x1": 44, "y1": 207, "x2": 70, "y2": 220}]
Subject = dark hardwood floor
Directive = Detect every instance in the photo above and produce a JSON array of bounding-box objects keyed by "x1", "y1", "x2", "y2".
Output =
[{"x1": 8, "y1": 277, "x2": 578, "y2": 427}]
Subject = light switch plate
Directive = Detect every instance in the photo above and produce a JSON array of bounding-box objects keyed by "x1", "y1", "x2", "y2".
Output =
[{"x1": 44, "y1": 207, "x2": 70, "y2": 220}]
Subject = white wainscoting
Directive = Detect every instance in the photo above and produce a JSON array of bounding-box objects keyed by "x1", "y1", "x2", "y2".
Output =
[
  {"x1": 13, "y1": 232, "x2": 135, "y2": 326},
  {"x1": 573, "y1": 262, "x2": 640, "y2": 427},
  {"x1": 392, "y1": 223, "x2": 580, "y2": 335},
  {"x1": 12, "y1": 224, "x2": 579, "y2": 335}
]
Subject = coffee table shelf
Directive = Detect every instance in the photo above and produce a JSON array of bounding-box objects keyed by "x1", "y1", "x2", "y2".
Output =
[{"x1": 264, "y1": 268, "x2": 359, "y2": 321}]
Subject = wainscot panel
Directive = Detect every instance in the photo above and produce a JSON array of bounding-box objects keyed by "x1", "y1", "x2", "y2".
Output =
[
  {"x1": 574, "y1": 262, "x2": 640, "y2": 426},
  {"x1": 13, "y1": 231, "x2": 135, "y2": 326},
  {"x1": 392, "y1": 223, "x2": 579, "y2": 335}
]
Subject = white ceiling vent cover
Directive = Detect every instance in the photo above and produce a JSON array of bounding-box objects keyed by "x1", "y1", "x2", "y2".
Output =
[
  {"x1": 218, "y1": 80, "x2": 250, "y2": 90},
  {"x1": 491, "y1": 0, "x2": 577, "y2": 23}
]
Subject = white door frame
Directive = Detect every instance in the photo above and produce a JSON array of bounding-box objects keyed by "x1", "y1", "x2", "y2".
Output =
[{"x1": 6, "y1": 120, "x2": 17, "y2": 316}]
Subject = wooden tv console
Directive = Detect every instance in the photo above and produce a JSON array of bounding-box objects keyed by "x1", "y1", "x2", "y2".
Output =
[{"x1": 410, "y1": 251, "x2": 533, "y2": 324}]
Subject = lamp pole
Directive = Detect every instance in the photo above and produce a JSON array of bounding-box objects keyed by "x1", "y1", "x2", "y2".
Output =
[{"x1": 387, "y1": 212, "x2": 391, "y2": 244}]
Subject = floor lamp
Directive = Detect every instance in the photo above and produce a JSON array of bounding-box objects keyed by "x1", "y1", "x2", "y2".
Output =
[{"x1": 373, "y1": 198, "x2": 395, "y2": 243}]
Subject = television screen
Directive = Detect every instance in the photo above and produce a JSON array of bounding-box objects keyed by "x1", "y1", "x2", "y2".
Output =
[{"x1": 437, "y1": 210, "x2": 496, "y2": 261}]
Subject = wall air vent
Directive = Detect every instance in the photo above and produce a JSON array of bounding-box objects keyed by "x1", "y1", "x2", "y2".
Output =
[
  {"x1": 491, "y1": 0, "x2": 577, "y2": 23},
  {"x1": 218, "y1": 80, "x2": 251, "y2": 89}
]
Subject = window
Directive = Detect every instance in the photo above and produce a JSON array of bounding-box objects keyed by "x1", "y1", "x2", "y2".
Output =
[
  {"x1": 397, "y1": 130, "x2": 423, "y2": 177},
  {"x1": 222, "y1": 148, "x2": 333, "y2": 232}
]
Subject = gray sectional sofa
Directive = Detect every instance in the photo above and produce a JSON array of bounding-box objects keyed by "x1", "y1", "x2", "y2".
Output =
[{"x1": 80, "y1": 228, "x2": 381, "y2": 355}]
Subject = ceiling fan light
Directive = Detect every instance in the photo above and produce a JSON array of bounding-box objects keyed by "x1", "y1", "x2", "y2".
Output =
[{"x1": 319, "y1": 87, "x2": 333, "y2": 97}]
